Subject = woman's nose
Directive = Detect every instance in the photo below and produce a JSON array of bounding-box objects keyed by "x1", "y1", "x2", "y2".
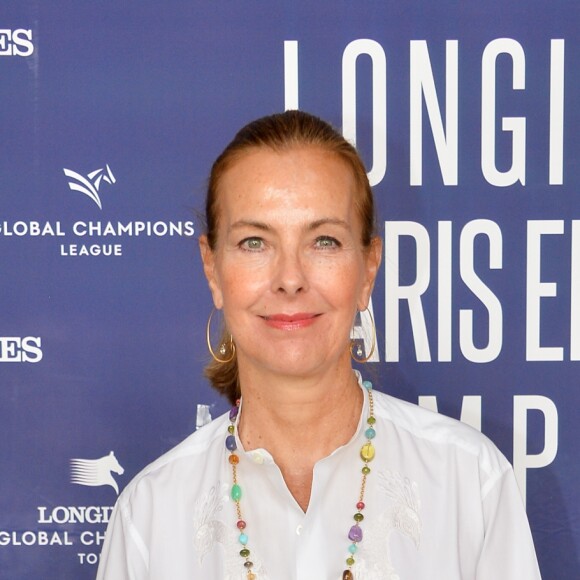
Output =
[{"x1": 271, "y1": 248, "x2": 309, "y2": 295}]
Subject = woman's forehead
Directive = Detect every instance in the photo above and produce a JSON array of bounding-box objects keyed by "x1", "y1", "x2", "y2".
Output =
[
  {"x1": 220, "y1": 146, "x2": 355, "y2": 194},
  {"x1": 217, "y1": 148, "x2": 356, "y2": 219}
]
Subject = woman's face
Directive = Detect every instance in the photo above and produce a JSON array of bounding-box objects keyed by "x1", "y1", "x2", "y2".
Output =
[{"x1": 200, "y1": 146, "x2": 381, "y2": 380}]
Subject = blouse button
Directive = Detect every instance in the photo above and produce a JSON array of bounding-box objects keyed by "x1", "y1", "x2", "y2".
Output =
[
  {"x1": 251, "y1": 452, "x2": 264, "y2": 464},
  {"x1": 296, "y1": 525, "x2": 303, "y2": 536}
]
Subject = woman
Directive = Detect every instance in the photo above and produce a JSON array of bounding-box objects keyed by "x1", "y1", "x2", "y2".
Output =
[{"x1": 96, "y1": 111, "x2": 541, "y2": 579}]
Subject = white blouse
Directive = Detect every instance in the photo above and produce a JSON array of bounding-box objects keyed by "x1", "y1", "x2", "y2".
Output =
[{"x1": 97, "y1": 378, "x2": 541, "y2": 579}]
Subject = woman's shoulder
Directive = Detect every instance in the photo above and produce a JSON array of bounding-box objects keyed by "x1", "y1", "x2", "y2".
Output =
[{"x1": 372, "y1": 389, "x2": 511, "y2": 477}]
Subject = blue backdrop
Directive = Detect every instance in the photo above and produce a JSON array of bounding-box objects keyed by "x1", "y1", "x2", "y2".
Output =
[{"x1": 1, "y1": 1, "x2": 578, "y2": 577}]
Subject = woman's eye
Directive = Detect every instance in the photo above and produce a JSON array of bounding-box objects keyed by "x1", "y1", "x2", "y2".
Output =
[
  {"x1": 239, "y1": 237, "x2": 264, "y2": 251},
  {"x1": 315, "y1": 236, "x2": 341, "y2": 249}
]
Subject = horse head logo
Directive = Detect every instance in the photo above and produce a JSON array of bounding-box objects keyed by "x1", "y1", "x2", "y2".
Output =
[
  {"x1": 70, "y1": 451, "x2": 125, "y2": 495},
  {"x1": 63, "y1": 164, "x2": 116, "y2": 210}
]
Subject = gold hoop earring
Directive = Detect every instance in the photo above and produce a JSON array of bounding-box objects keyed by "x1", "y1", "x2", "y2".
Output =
[
  {"x1": 350, "y1": 306, "x2": 376, "y2": 364},
  {"x1": 206, "y1": 307, "x2": 236, "y2": 363}
]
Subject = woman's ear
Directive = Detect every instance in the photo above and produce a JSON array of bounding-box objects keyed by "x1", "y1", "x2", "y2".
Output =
[
  {"x1": 358, "y1": 236, "x2": 383, "y2": 310},
  {"x1": 199, "y1": 235, "x2": 224, "y2": 309}
]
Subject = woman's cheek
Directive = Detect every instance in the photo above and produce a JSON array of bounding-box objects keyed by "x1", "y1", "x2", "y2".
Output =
[{"x1": 222, "y1": 267, "x2": 268, "y2": 303}]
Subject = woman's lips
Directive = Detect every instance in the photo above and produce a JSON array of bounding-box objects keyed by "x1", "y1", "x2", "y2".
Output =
[{"x1": 262, "y1": 313, "x2": 320, "y2": 330}]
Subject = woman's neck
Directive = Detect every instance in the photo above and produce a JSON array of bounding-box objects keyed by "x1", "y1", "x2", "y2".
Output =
[
  {"x1": 236, "y1": 363, "x2": 364, "y2": 511},
  {"x1": 238, "y1": 363, "x2": 362, "y2": 445}
]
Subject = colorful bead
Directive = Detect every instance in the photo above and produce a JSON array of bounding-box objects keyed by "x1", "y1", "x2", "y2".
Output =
[
  {"x1": 226, "y1": 435, "x2": 237, "y2": 451},
  {"x1": 237, "y1": 520, "x2": 246, "y2": 529},
  {"x1": 365, "y1": 427, "x2": 376, "y2": 439},
  {"x1": 360, "y1": 442, "x2": 375, "y2": 461},
  {"x1": 356, "y1": 501, "x2": 365, "y2": 510},
  {"x1": 244, "y1": 561, "x2": 254, "y2": 568},
  {"x1": 348, "y1": 524, "x2": 363, "y2": 542},
  {"x1": 229, "y1": 454, "x2": 240, "y2": 465},
  {"x1": 348, "y1": 543, "x2": 358, "y2": 554},
  {"x1": 362, "y1": 380, "x2": 373, "y2": 390},
  {"x1": 346, "y1": 556, "x2": 355, "y2": 566},
  {"x1": 240, "y1": 548, "x2": 250, "y2": 557},
  {"x1": 343, "y1": 571, "x2": 354, "y2": 580},
  {"x1": 228, "y1": 424, "x2": 235, "y2": 434},
  {"x1": 247, "y1": 573, "x2": 256, "y2": 580},
  {"x1": 362, "y1": 466, "x2": 371, "y2": 475},
  {"x1": 238, "y1": 532, "x2": 248, "y2": 545},
  {"x1": 354, "y1": 512, "x2": 364, "y2": 522},
  {"x1": 367, "y1": 416, "x2": 376, "y2": 425},
  {"x1": 229, "y1": 406, "x2": 239, "y2": 421},
  {"x1": 231, "y1": 484, "x2": 242, "y2": 501}
]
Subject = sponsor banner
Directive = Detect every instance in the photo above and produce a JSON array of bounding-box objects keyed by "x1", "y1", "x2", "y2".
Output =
[{"x1": 0, "y1": 1, "x2": 578, "y2": 578}]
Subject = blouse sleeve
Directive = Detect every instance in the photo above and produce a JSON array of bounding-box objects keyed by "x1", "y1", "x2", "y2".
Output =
[{"x1": 476, "y1": 467, "x2": 542, "y2": 579}]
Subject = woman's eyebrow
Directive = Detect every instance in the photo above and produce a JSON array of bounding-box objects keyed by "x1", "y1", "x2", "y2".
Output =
[
  {"x1": 228, "y1": 220, "x2": 271, "y2": 233},
  {"x1": 308, "y1": 218, "x2": 350, "y2": 231}
]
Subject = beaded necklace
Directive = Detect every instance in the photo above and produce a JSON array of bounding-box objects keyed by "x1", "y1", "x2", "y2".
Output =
[{"x1": 225, "y1": 380, "x2": 376, "y2": 580}]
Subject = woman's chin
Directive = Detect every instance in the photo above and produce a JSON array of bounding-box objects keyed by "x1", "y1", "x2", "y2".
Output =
[{"x1": 240, "y1": 346, "x2": 345, "y2": 379}]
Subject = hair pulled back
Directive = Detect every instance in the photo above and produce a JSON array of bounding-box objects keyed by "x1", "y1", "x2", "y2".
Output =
[{"x1": 204, "y1": 110, "x2": 376, "y2": 403}]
